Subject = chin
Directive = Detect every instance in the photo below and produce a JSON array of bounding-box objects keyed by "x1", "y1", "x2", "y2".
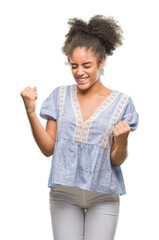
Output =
[{"x1": 77, "y1": 83, "x2": 91, "y2": 91}]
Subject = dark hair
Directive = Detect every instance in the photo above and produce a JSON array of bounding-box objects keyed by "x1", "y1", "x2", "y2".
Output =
[{"x1": 62, "y1": 15, "x2": 124, "y2": 65}]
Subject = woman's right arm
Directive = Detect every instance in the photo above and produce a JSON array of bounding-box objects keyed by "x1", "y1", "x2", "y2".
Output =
[{"x1": 20, "y1": 86, "x2": 56, "y2": 157}]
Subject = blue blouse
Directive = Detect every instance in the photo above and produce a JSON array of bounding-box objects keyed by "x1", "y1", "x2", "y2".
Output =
[{"x1": 40, "y1": 84, "x2": 139, "y2": 195}]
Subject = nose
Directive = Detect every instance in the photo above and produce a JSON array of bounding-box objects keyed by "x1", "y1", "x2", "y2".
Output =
[{"x1": 76, "y1": 67, "x2": 84, "y2": 77}]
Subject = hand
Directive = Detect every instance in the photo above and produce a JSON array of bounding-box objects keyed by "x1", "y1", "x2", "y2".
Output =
[
  {"x1": 113, "y1": 120, "x2": 131, "y2": 148},
  {"x1": 20, "y1": 86, "x2": 38, "y2": 115}
]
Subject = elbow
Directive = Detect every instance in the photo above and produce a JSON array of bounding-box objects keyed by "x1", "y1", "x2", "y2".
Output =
[
  {"x1": 41, "y1": 148, "x2": 54, "y2": 157},
  {"x1": 111, "y1": 160, "x2": 124, "y2": 167},
  {"x1": 44, "y1": 152, "x2": 53, "y2": 157},
  {"x1": 41, "y1": 141, "x2": 55, "y2": 157},
  {"x1": 111, "y1": 152, "x2": 128, "y2": 167},
  {"x1": 112, "y1": 160, "x2": 125, "y2": 167},
  {"x1": 111, "y1": 159, "x2": 125, "y2": 167},
  {"x1": 112, "y1": 162, "x2": 122, "y2": 167}
]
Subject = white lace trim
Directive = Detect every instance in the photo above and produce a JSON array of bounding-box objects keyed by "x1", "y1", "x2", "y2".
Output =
[
  {"x1": 57, "y1": 86, "x2": 67, "y2": 139},
  {"x1": 100, "y1": 93, "x2": 129, "y2": 148},
  {"x1": 71, "y1": 84, "x2": 119, "y2": 143}
]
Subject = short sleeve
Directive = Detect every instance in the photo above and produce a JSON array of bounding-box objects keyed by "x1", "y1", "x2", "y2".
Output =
[
  {"x1": 39, "y1": 87, "x2": 60, "y2": 120},
  {"x1": 120, "y1": 96, "x2": 139, "y2": 131}
]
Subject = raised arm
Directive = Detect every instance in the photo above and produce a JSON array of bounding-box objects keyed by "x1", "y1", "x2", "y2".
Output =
[
  {"x1": 110, "y1": 120, "x2": 131, "y2": 166},
  {"x1": 20, "y1": 87, "x2": 56, "y2": 157}
]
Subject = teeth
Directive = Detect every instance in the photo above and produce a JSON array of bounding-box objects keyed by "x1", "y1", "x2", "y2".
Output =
[{"x1": 78, "y1": 78, "x2": 88, "y2": 82}]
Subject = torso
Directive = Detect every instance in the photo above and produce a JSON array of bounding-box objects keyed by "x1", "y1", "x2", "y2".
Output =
[{"x1": 77, "y1": 88, "x2": 113, "y2": 122}]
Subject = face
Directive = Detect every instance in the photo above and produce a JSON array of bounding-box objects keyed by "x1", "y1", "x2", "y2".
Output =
[{"x1": 70, "y1": 47, "x2": 104, "y2": 91}]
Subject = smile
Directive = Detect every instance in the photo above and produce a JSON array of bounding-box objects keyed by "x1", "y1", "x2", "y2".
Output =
[{"x1": 77, "y1": 78, "x2": 89, "y2": 83}]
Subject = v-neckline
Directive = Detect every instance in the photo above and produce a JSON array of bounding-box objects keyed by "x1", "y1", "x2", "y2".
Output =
[{"x1": 72, "y1": 84, "x2": 117, "y2": 124}]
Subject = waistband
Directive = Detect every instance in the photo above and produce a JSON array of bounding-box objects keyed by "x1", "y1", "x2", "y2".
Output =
[{"x1": 49, "y1": 185, "x2": 119, "y2": 209}]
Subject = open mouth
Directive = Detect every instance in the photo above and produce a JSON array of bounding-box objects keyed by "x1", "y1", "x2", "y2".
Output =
[{"x1": 77, "y1": 77, "x2": 89, "y2": 83}]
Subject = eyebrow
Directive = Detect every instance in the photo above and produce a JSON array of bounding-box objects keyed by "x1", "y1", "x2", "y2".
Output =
[{"x1": 71, "y1": 61, "x2": 92, "y2": 66}]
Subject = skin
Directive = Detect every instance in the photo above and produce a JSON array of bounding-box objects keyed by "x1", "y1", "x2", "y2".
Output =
[
  {"x1": 20, "y1": 46, "x2": 131, "y2": 166},
  {"x1": 70, "y1": 47, "x2": 131, "y2": 166},
  {"x1": 70, "y1": 47, "x2": 105, "y2": 93},
  {"x1": 70, "y1": 47, "x2": 112, "y2": 122},
  {"x1": 20, "y1": 86, "x2": 56, "y2": 157}
]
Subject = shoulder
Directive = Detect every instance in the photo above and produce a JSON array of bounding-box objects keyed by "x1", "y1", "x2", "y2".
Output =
[
  {"x1": 114, "y1": 89, "x2": 133, "y2": 104},
  {"x1": 57, "y1": 83, "x2": 76, "y2": 88},
  {"x1": 55, "y1": 84, "x2": 76, "y2": 91},
  {"x1": 48, "y1": 84, "x2": 70, "y2": 95},
  {"x1": 116, "y1": 90, "x2": 138, "y2": 118},
  {"x1": 113, "y1": 90, "x2": 138, "y2": 115},
  {"x1": 114, "y1": 88, "x2": 129, "y2": 97}
]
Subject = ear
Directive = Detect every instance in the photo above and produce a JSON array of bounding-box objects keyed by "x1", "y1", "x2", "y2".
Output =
[{"x1": 99, "y1": 58, "x2": 105, "y2": 70}]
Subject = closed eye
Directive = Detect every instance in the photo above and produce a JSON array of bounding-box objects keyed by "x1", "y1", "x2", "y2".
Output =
[
  {"x1": 71, "y1": 63, "x2": 91, "y2": 69},
  {"x1": 71, "y1": 66, "x2": 91, "y2": 69}
]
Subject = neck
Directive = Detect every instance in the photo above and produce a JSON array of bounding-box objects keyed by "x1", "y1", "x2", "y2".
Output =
[{"x1": 77, "y1": 79, "x2": 105, "y2": 96}]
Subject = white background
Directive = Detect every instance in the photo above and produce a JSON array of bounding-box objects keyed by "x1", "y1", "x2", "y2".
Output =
[{"x1": 0, "y1": 0, "x2": 158, "y2": 239}]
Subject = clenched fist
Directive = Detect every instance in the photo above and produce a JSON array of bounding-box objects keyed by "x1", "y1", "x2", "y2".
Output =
[
  {"x1": 113, "y1": 120, "x2": 131, "y2": 148},
  {"x1": 20, "y1": 86, "x2": 38, "y2": 114}
]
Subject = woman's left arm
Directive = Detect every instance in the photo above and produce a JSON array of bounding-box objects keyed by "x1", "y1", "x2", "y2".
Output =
[{"x1": 110, "y1": 120, "x2": 131, "y2": 167}]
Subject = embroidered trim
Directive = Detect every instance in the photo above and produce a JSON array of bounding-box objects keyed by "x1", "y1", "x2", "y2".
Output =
[
  {"x1": 57, "y1": 86, "x2": 67, "y2": 139},
  {"x1": 100, "y1": 93, "x2": 129, "y2": 148},
  {"x1": 71, "y1": 84, "x2": 119, "y2": 143}
]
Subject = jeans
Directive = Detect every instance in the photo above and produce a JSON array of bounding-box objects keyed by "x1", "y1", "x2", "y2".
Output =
[{"x1": 49, "y1": 185, "x2": 120, "y2": 240}]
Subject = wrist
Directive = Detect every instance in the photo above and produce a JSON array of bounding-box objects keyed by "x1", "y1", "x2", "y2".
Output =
[{"x1": 27, "y1": 111, "x2": 36, "y2": 118}]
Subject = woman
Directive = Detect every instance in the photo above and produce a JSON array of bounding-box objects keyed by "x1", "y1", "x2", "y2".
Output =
[{"x1": 20, "y1": 15, "x2": 139, "y2": 240}]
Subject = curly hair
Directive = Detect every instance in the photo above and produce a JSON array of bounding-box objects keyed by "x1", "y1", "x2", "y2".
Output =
[{"x1": 62, "y1": 15, "x2": 124, "y2": 65}]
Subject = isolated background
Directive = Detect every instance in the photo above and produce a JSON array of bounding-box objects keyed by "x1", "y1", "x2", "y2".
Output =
[{"x1": 0, "y1": 0, "x2": 158, "y2": 239}]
